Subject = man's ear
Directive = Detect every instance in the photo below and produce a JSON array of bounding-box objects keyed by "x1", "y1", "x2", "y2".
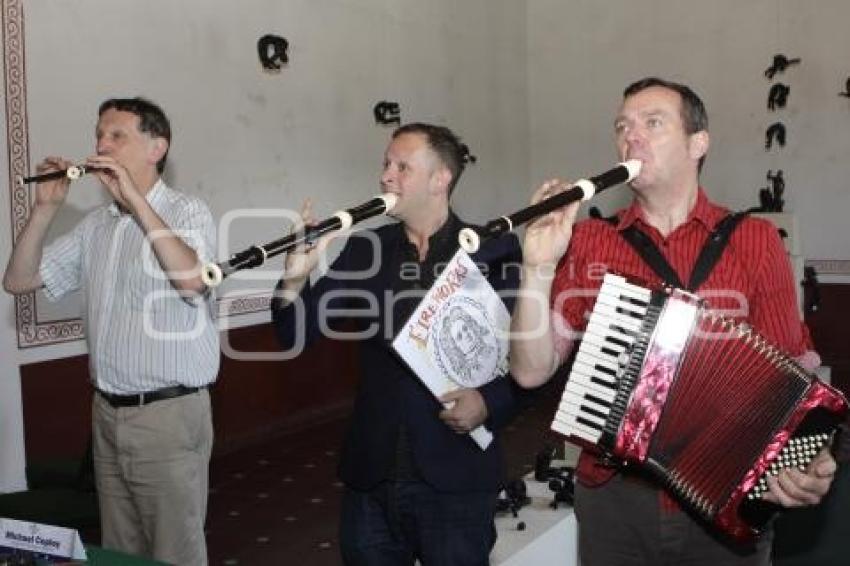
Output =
[
  {"x1": 148, "y1": 137, "x2": 169, "y2": 168},
  {"x1": 431, "y1": 165, "x2": 453, "y2": 197},
  {"x1": 689, "y1": 130, "x2": 709, "y2": 162}
]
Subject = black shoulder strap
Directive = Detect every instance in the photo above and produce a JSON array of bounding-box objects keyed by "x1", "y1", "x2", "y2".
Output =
[
  {"x1": 605, "y1": 212, "x2": 748, "y2": 291},
  {"x1": 687, "y1": 212, "x2": 748, "y2": 291}
]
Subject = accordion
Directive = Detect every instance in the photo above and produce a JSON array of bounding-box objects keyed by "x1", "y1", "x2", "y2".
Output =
[{"x1": 552, "y1": 273, "x2": 848, "y2": 541}]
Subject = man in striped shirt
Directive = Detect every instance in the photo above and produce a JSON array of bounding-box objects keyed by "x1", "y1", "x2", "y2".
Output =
[
  {"x1": 509, "y1": 78, "x2": 839, "y2": 565},
  {"x1": 3, "y1": 97, "x2": 218, "y2": 566}
]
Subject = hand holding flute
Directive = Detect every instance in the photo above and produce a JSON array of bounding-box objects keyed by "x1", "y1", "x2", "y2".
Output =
[
  {"x1": 279, "y1": 198, "x2": 337, "y2": 297},
  {"x1": 522, "y1": 179, "x2": 583, "y2": 269},
  {"x1": 25, "y1": 156, "x2": 77, "y2": 211}
]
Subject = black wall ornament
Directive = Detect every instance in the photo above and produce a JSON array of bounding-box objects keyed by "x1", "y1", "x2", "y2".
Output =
[
  {"x1": 758, "y1": 169, "x2": 785, "y2": 212},
  {"x1": 840, "y1": 77, "x2": 850, "y2": 98},
  {"x1": 764, "y1": 54, "x2": 801, "y2": 79},
  {"x1": 373, "y1": 101, "x2": 401, "y2": 125},
  {"x1": 258, "y1": 34, "x2": 289, "y2": 72},
  {"x1": 765, "y1": 122, "x2": 786, "y2": 150},
  {"x1": 767, "y1": 83, "x2": 790, "y2": 111}
]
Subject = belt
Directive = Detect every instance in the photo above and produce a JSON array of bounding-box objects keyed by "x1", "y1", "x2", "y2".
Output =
[{"x1": 96, "y1": 385, "x2": 205, "y2": 408}]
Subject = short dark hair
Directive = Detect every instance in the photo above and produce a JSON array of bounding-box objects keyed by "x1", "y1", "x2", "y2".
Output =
[
  {"x1": 391, "y1": 122, "x2": 472, "y2": 196},
  {"x1": 623, "y1": 77, "x2": 708, "y2": 172},
  {"x1": 98, "y1": 97, "x2": 171, "y2": 174}
]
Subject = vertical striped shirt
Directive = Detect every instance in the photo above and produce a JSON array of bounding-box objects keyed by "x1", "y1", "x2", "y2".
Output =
[
  {"x1": 40, "y1": 180, "x2": 220, "y2": 394},
  {"x1": 550, "y1": 188, "x2": 815, "y2": 488}
]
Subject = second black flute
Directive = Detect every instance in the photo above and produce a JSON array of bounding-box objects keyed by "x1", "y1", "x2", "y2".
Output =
[
  {"x1": 458, "y1": 160, "x2": 642, "y2": 253},
  {"x1": 201, "y1": 193, "x2": 398, "y2": 287},
  {"x1": 16, "y1": 164, "x2": 91, "y2": 186}
]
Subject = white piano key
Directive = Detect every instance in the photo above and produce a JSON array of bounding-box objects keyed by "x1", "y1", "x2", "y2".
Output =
[
  {"x1": 586, "y1": 320, "x2": 636, "y2": 347},
  {"x1": 551, "y1": 418, "x2": 600, "y2": 443},
  {"x1": 564, "y1": 378, "x2": 618, "y2": 402},
  {"x1": 574, "y1": 351, "x2": 620, "y2": 375},
  {"x1": 553, "y1": 408, "x2": 604, "y2": 437},
  {"x1": 557, "y1": 399, "x2": 608, "y2": 427},
  {"x1": 570, "y1": 361, "x2": 617, "y2": 386},
  {"x1": 561, "y1": 389, "x2": 612, "y2": 414},
  {"x1": 600, "y1": 276, "x2": 652, "y2": 302},
  {"x1": 577, "y1": 342, "x2": 627, "y2": 369},
  {"x1": 594, "y1": 293, "x2": 648, "y2": 321},
  {"x1": 581, "y1": 332, "x2": 629, "y2": 356}
]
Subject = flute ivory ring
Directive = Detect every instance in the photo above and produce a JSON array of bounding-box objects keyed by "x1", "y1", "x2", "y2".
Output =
[
  {"x1": 201, "y1": 262, "x2": 224, "y2": 288},
  {"x1": 65, "y1": 165, "x2": 85, "y2": 180}
]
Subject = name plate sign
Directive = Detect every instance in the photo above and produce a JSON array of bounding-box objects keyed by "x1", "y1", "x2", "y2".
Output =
[{"x1": 0, "y1": 517, "x2": 86, "y2": 562}]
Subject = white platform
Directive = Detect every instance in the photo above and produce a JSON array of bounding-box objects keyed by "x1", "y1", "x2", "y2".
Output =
[
  {"x1": 491, "y1": 476, "x2": 578, "y2": 566},
  {"x1": 492, "y1": 450, "x2": 581, "y2": 566}
]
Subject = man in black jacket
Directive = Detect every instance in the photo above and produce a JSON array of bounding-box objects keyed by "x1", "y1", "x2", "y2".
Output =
[{"x1": 271, "y1": 123, "x2": 522, "y2": 566}]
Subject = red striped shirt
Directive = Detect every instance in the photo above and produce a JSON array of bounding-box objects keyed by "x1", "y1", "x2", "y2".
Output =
[{"x1": 550, "y1": 189, "x2": 814, "y2": 498}]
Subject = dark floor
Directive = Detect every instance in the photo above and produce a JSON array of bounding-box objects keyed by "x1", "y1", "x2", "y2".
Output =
[{"x1": 206, "y1": 378, "x2": 565, "y2": 566}]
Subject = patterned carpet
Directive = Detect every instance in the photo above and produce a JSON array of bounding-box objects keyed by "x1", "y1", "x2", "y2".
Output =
[{"x1": 206, "y1": 376, "x2": 566, "y2": 566}]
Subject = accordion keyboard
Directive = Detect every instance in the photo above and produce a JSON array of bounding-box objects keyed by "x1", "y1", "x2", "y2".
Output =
[{"x1": 552, "y1": 274, "x2": 655, "y2": 444}]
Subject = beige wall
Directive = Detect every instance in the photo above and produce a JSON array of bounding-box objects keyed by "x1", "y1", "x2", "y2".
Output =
[{"x1": 528, "y1": 0, "x2": 850, "y2": 266}]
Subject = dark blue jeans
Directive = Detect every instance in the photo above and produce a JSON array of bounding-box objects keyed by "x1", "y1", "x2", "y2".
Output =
[{"x1": 340, "y1": 480, "x2": 498, "y2": 566}]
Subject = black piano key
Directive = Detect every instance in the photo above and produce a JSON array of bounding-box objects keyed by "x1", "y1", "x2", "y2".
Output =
[
  {"x1": 577, "y1": 416, "x2": 604, "y2": 431},
  {"x1": 590, "y1": 375, "x2": 617, "y2": 389},
  {"x1": 618, "y1": 294, "x2": 650, "y2": 309},
  {"x1": 595, "y1": 364, "x2": 618, "y2": 378},
  {"x1": 581, "y1": 404, "x2": 608, "y2": 420},
  {"x1": 585, "y1": 393, "x2": 613, "y2": 408},
  {"x1": 610, "y1": 324, "x2": 637, "y2": 338},
  {"x1": 601, "y1": 346, "x2": 620, "y2": 357},
  {"x1": 615, "y1": 305, "x2": 646, "y2": 320}
]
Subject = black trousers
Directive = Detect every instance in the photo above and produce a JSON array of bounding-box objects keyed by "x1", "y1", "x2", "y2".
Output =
[{"x1": 339, "y1": 480, "x2": 498, "y2": 566}]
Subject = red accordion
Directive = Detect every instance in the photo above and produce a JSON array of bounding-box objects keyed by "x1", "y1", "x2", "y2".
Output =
[{"x1": 552, "y1": 273, "x2": 848, "y2": 541}]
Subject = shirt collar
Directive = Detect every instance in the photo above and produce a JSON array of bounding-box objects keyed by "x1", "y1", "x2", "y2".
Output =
[
  {"x1": 426, "y1": 210, "x2": 462, "y2": 258},
  {"x1": 615, "y1": 187, "x2": 727, "y2": 232},
  {"x1": 107, "y1": 178, "x2": 166, "y2": 217},
  {"x1": 398, "y1": 210, "x2": 462, "y2": 264}
]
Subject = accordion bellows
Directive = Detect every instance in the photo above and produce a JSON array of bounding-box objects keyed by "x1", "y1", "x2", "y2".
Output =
[{"x1": 552, "y1": 273, "x2": 848, "y2": 541}]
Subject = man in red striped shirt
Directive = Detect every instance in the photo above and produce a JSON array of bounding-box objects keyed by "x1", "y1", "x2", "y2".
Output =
[{"x1": 510, "y1": 77, "x2": 838, "y2": 565}]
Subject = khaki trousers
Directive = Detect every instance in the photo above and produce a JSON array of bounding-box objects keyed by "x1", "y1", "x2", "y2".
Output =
[{"x1": 93, "y1": 389, "x2": 213, "y2": 566}]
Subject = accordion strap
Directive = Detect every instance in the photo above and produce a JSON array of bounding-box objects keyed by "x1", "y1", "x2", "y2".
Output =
[{"x1": 607, "y1": 212, "x2": 748, "y2": 292}]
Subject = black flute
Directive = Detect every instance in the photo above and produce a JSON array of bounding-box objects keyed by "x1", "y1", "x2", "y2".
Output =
[
  {"x1": 458, "y1": 160, "x2": 642, "y2": 253},
  {"x1": 201, "y1": 193, "x2": 398, "y2": 287},
  {"x1": 16, "y1": 165, "x2": 90, "y2": 186}
]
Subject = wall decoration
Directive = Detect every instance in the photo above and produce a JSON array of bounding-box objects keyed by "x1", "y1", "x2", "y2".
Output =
[
  {"x1": 764, "y1": 54, "x2": 801, "y2": 79},
  {"x1": 257, "y1": 34, "x2": 289, "y2": 72},
  {"x1": 759, "y1": 169, "x2": 785, "y2": 212},
  {"x1": 765, "y1": 122, "x2": 786, "y2": 150},
  {"x1": 839, "y1": 77, "x2": 850, "y2": 98},
  {"x1": 767, "y1": 83, "x2": 790, "y2": 110},
  {"x1": 373, "y1": 100, "x2": 401, "y2": 125}
]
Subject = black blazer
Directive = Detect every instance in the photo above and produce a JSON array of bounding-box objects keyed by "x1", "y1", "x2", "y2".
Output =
[{"x1": 271, "y1": 219, "x2": 523, "y2": 492}]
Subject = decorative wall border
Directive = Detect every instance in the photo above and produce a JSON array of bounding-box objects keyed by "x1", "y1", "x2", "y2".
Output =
[
  {"x1": 806, "y1": 259, "x2": 850, "y2": 276},
  {"x1": 2, "y1": 1, "x2": 271, "y2": 349},
  {"x1": 3, "y1": 0, "x2": 85, "y2": 348}
]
